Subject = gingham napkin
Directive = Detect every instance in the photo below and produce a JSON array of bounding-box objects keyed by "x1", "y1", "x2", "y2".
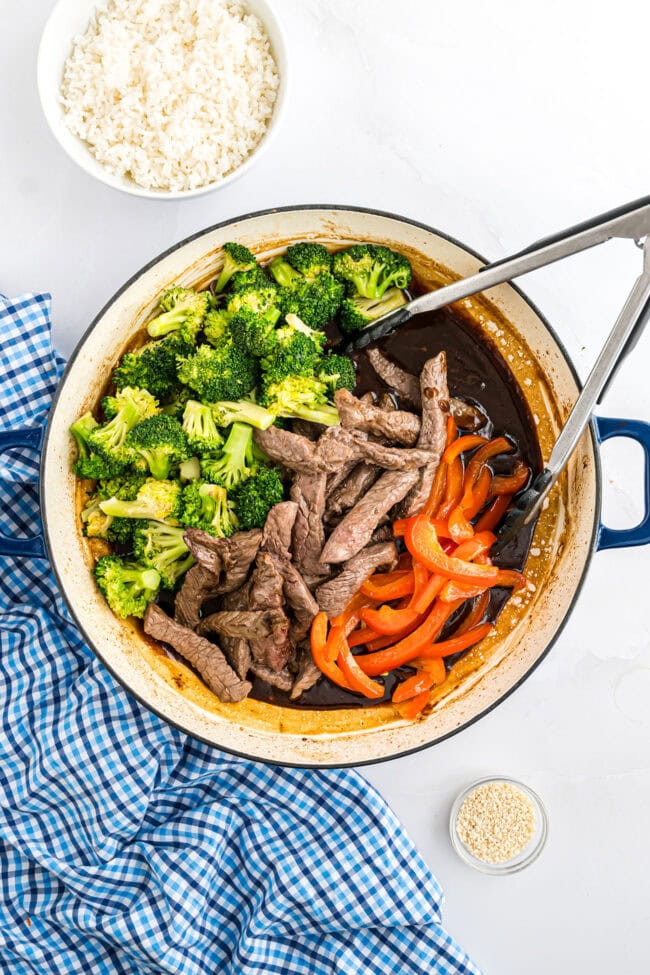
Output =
[{"x1": 0, "y1": 293, "x2": 480, "y2": 975}]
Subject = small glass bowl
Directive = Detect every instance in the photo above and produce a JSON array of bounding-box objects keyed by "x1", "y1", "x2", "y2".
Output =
[{"x1": 449, "y1": 776, "x2": 548, "y2": 875}]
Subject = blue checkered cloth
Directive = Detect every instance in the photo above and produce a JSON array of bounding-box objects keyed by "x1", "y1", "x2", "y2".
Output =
[{"x1": 0, "y1": 293, "x2": 480, "y2": 975}]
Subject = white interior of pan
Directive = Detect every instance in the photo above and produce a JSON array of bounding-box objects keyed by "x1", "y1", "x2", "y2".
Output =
[{"x1": 42, "y1": 208, "x2": 598, "y2": 766}]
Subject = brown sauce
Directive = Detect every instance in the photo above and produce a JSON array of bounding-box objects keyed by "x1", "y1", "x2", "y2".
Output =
[{"x1": 249, "y1": 305, "x2": 542, "y2": 710}]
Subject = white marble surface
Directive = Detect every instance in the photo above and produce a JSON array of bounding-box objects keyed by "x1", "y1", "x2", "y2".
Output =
[{"x1": 2, "y1": 0, "x2": 650, "y2": 970}]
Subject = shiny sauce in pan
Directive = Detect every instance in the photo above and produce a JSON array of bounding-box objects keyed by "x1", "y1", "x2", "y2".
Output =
[{"x1": 250, "y1": 306, "x2": 542, "y2": 710}]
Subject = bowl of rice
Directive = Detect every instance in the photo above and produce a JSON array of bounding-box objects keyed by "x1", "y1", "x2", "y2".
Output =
[{"x1": 37, "y1": 0, "x2": 287, "y2": 199}]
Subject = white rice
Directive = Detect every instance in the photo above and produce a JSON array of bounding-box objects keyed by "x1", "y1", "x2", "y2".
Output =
[{"x1": 60, "y1": 0, "x2": 280, "y2": 192}]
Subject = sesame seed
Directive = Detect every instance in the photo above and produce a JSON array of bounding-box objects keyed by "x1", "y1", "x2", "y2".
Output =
[{"x1": 456, "y1": 782, "x2": 536, "y2": 863}]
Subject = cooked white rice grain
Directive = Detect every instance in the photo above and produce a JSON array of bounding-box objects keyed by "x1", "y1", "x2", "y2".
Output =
[{"x1": 60, "y1": 0, "x2": 280, "y2": 192}]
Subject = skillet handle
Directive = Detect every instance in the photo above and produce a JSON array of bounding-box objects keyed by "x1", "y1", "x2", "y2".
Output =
[
  {"x1": 595, "y1": 416, "x2": 650, "y2": 551},
  {"x1": 0, "y1": 427, "x2": 47, "y2": 559}
]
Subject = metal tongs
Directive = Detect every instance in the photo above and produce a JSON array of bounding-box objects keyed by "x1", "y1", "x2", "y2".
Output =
[{"x1": 344, "y1": 196, "x2": 650, "y2": 550}]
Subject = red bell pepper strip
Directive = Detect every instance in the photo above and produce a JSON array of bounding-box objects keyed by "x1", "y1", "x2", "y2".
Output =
[
  {"x1": 365, "y1": 613, "x2": 426, "y2": 651},
  {"x1": 418, "y1": 621, "x2": 494, "y2": 659},
  {"x1": 331, "y1": 592, "x2": 376, "y2": 630},
  {"x1": 406, "y1": 517, "x2": 503, "y2": 583},
  {"x1": 453, "y1": 531, "x2": 496, "y2": 561},
  {"x1": 489, "y1": 459, "x2": 530, "y2": 496},
  {"x1": 442, "y1": 434, "x2": 487, "y2": 465},
  {"x1": 347, "y1": 625, "x2": 381, "y2": 648},
  {"x1": 410, "y1": 656, "x2": 447, "y2": 684},
  {"x1": 436, "y1": 457, "x2": 464, "y2": 519},
  {"x1": 360, "y1": 570, "x2": 414, "y2": 601},
  {"x1": 398, "y1": 689, "x2": 430, "y2": 719},
  {"x1": 422, "y1": 461, "x2": 447, "y2": 517},
  {"x1": 446, "y1": 415, "x2": 458, "y2": 447},
  {"x1": 464, "y1": 436, "x2": 513, "y2": 487},
  {"x1": 447, "y1": 504, "x2": 475, "y2": 543},
  {"x1": 392, "y1": 670, "x2": 435, "y2": 703},
  {"x1": 475, "y1": 494, "x2": 510, "y2": 533},
  {"x1": 391, "y1": 517, "x2": 416, "y2": 538},
  {"x1": 462, "y1": 467, "x2": 493, "y2": 519},
  {"x1": 331, "y1": 629, "x2": 385, "y2": 699},
  {"x1": 439, "y1": 579, "x2": 490, "y2": 602},
  {"x1": 361, "y1": 570, "x2": 444, "y2": 637},
  {"x1": 310, "y1": 612, "x2": 352, "y2": 689},
  {"x1": 358, "y1": 598, "x2": 461, "y2": 676}
]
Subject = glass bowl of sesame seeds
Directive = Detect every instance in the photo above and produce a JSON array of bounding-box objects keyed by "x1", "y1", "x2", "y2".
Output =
[{"x1": 449, "y1": 776, "x2": 548, "y2": 874}]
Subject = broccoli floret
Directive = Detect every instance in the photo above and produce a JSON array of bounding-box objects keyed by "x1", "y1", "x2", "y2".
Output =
[
  {"x1": 113, "y1": 334, "x2": 192, "y2": 400},
  {"x1": 339, "y1": 287, "x2": 408, "y2": 334},
  {"x1": 160, "y1": 385, "x2": 192, "y2": 419},
  {"x1": 73, "y1": 451, "x2": 126, "y2": 480},
  {"x1": 181, "y1": 400, "x2": 224, "y2": 455},
  {"x1": 279, "y1": 273, "x2": 344, "y2": 330},
  {"x1": 107, "y1": 517, "x2": 136, "y2": 545},
  {"x1": 97, "y1": 472, "x2": 148, "y2": 501},
  {"x1": 203, "y1": 308, "x2": 233, "y2": 347},
  {"x1": 199, "y1": 422, "x2": 254, "y2": 489},
  {"x1": 259, "y1": 375, "x2": 339, "y2": 427},
  {"x1": 146, "y1": 287, "x2": 209, "y2": 341},
  {"x1": 176, "y1": 342, "x2": 258, "y2": 402},
  {"x1": 230, "y1": 309, "x2": 279, "y2": 357},
  {"x1": 316, "y1": 353, "x2": 357, "y2": 394},
  {"x1": 269, "y1": 253, "x2": 343, "y2": 329},
  {"x1": 231, "y1": 466, "x2": 284, "y2": 530},
  {"x1": 99, "y1": 478, "x2": 183, "y2": 523},
  {"x1": 70, "y1": 413, "x2": 99, "y2": 459},
  {"x1": 87, "y1": 387, "x2": 159, "y2": 462},
  {"x1": 211, "y1": 400, "x2": 276, "y2": 430},
  {"x1": 284, "y1": 242, "x2": 332, "y2": 279},
  {"x1": 214, "y1": 242, "x2": 257, "y2": 293},
  {"x1": 81, "y1": 495, "x2": 113, "y2": 539},
  {"x1": 226, "y1": 282, "x2": 281, "y2": 328},
  {"x1": 94, "y1": 555, "x2": 160, "y2": 619},
  {"x1": 259, "y1": 314, "x2": 326, "y2": 382},
  {"x1": 71, "y1": 413, "x2": 125, "y2": 479},
  {"x1": 229, "y1": 267, "x2": 274, "y2": 294},
  {"x1": 332, "y1": 244, "x2": 412, "y2": 299},
  {"x1": 181, "y1": 481, "x2": 238, "y2": 537},
  {"x1": 132, "y1": 521, "x2": 194, "y2": 589},
  {"x1": 124, "y1": 414, "x2": 190, "y2": 480}
]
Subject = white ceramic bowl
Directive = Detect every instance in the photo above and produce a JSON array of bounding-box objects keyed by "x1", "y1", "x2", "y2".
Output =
[{"x1": 37, "y1": 0, "x2": 289, "y2": 200}]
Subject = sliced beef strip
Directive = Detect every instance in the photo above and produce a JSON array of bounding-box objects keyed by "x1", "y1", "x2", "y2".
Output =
[
  {"x1": 255, "y1": 424, "x2": 431, "y2": 474},
  {"x1": 320, "y1": 468, "x2": 419, "y2": 564},
  {"x1": 266, "y1": 552, "x2": 319, "y2": 642},
  {"x1": 334, "y1": 389, "x2": 420, "y2": 446},
  {"x1": 183, "y1": 528, "x2": 262, "y2": 593},
  {"x1": 290, "y1": 646, "x2": 322, "y2": 700},
  {"x1": 366, "y1": 348, "x2": 421, "y2": 408},
  {"x1": 290, "y1": 472, "x2": 328, "y2": 582},
  {"x1": 220, "y1": 636, "x2": 252, "y2": 681},
  {"x1": 174, "y1": 563, "x2": 220, "y2": 629},
  {"x1": 254, "y1": 425, "x2": 356, "y2": 474},
  {"x1": 220, "y1": 580, "x2": 252, "y2": 611},
  {"x1": 395, "y1": 353, "x2": 449, "y2": 517},
  {"x1": 250, "y1": 664, "x2": 294, "y2": 692},
  {"x1": 365, "y1": 347, "x2": 485, "y2": 429},
  {"x1": 326, "y1": 462, "x2": 382, "y2": 518},
  {"x1": 261, "y1": 500, "x2": 299, "y2": 559},
  {"x1": 315, "y1": 541, "x2": 398, "y2": 618},
  {"x1": 351, "y1": 433, "x2": 435, "y2": 471},
  {"x1": 326, "y1": 458, "x2": 361, "y2": 498},
  {"x1": 197, "y1": 609, "x2": 288, "y2": 640},
  {"x1": 144, "y1": 604, "x2": 251, "y2": 703},
  {"x1": 248, "y1": 553, "x2": 293, "y2": 671}
]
